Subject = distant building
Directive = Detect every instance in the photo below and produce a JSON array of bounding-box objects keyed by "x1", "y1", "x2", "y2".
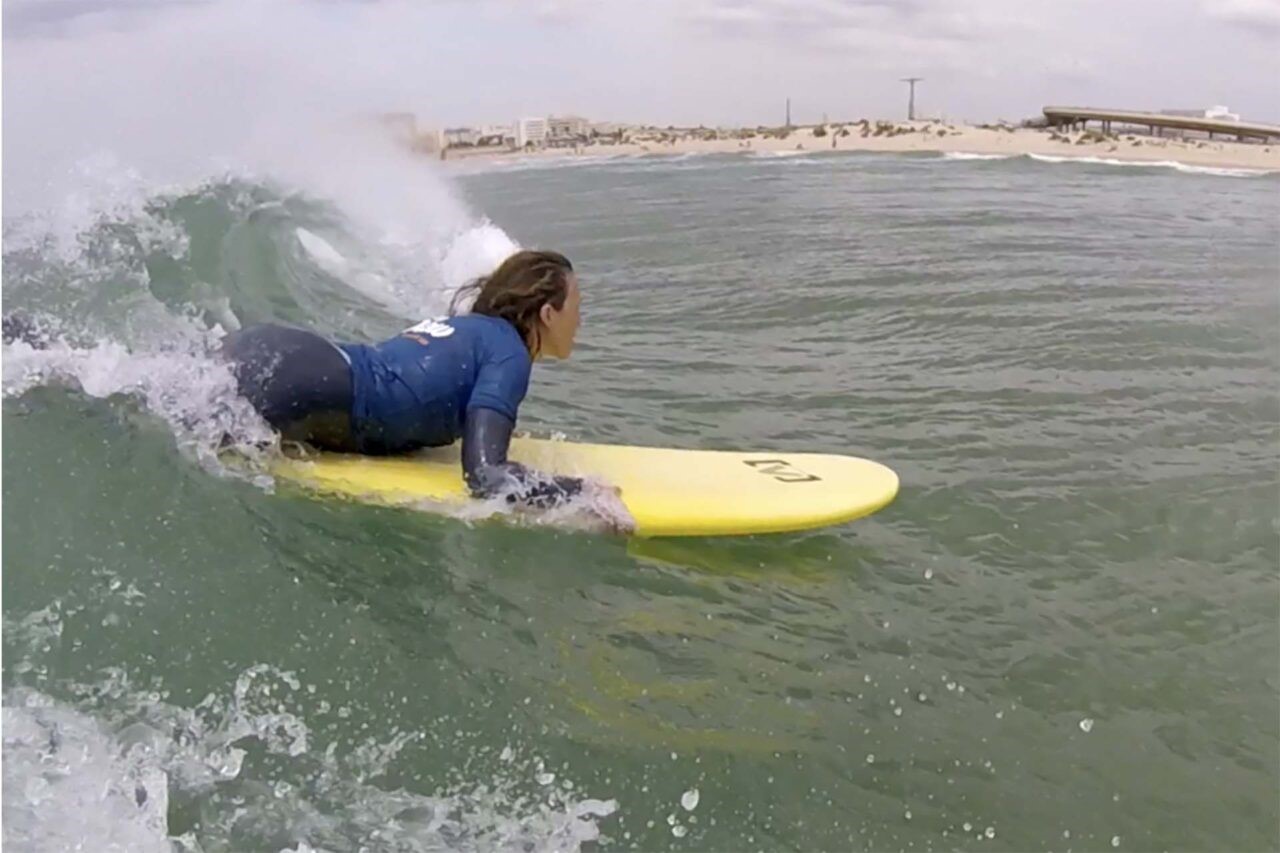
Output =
[
  {"x1": 548, "y1": 115, "x2": 590, "y2": 142},
  {"x1": 515, "y1": 117, "x2": 548, "y2": 148},
  {"x1": 1161, "y1": 105, "x2": 1240, "y2": 122},
  {"x1": 443, "y1": 127, "x2": 479, "y2": 147},
  {"x1": 478, "y1": 124, "x2": 515, "y2": 147},
  {"x1": 589, "y1": 121, "x2": 629, "y2": 144}
]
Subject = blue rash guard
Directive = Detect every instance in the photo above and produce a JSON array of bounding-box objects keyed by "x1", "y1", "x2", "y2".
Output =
[{"x1": 339, "y1": 314, "x2": 531, "y2": 455}]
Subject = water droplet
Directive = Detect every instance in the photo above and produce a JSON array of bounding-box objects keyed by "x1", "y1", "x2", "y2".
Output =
[
  {"x1": 1112, "y1": 836, "x2": 1120, "y2": 848},
  {"x1": 995, "y1": 711, "x2": 1004, "y2": 719},
  {"x1": 1063, "y1": 830, "x2": 1071, "y2": 839},
  {"x1": 963, "y1": 822, "x2": 972, "y2": 832},
  {"x1": 681, "y1": 789, "x2": 700, "y2": 811},
  {"x1": 672, "y1": 825, "x2": 687, "y2": 838},
  {"x1": 924, "y1": 568, "x2": 934, "y2": 580},
  {"x1": 536, "y1": 772, "x2": 555, "y2": 785},
  {"x1": 499, "y1": 746, "x2": 513, "y2": 762},
  {"x1": 1079, "y1": 718, "x2": 1094, "y2": 733},
  {"x1": 904, "y1": 810, "x2": 912, "y2": 820},
  {"x1": 946, "y1": 682, "x2": 957, "y2": 691},
  {"x1": 918, "y1": 692, "x2": 927, "y2": 702},
  {"x1": 894, "y1": 707, "x2": 903, "y2": 717},
  {"x1": 985, "y1": 827, "x2": 995, "y2": 839},
  {"x1": 866, "y1": 753, "x2": 875, "y2": 764}
]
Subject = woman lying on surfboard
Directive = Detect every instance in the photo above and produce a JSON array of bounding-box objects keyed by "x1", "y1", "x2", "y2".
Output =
[{"x1": 222, "y1": 250, "x2": 591, "y2": 510}]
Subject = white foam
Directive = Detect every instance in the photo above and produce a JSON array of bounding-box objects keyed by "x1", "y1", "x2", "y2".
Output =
[
  {"x1": 518, "y1": 478, "x2": 637, "y2": 535},
  {"x1": 3, "y1": 153, "x2": 193, "y2": 265},
  {"x1": 1026, "y1": 152, "x2": 1273, "y2": 177},
  {"x1": 942, "y1": 152, "x2": 1014, "y2": 161},
  {"x1": 292, "y1": 225, "x2": 421, "y2": 315},
  {"x1": 3, "y1": 690, "x2": 173, "y2": 853},
  {"x1": 650, "y1": 151, "x2": 707, "y2": 163},
  {"x1": 390, "y1": 468, "x2": 635, "y2": 535},
  {"x1": 450, "y1": 151, "x2": 663, "y2": 176},
  {"x1": 1167, "y1": 162, "x2": 1274, "y2": 177},
  {"x1": 295, "y1": 227, "x2": 348, "y2": 273},
  {"x1": 436, "y1": 221, "x2": 521, "y2": 295},
  {"x1": 1, "y1": 335, "x2": 276, "y2": 472},
  {"x1": 747, "y1": 148, "x2": 813, "y2": 158},
  {"x1": 2, "y1": 666, "x2": 620, "y2": 853}
]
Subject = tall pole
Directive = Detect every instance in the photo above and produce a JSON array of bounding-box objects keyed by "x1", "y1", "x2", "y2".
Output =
[
  {"x1": 786, "y1": 97, "x2": 791, "y2": 129},
  {"x1": 901, "y1": 77, "x2": 923, "y2": 121}
]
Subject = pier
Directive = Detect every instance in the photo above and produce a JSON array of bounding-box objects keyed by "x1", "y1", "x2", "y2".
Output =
[{"x1": 1043, "y1": 106, "x2": 1280, "y2": 142}]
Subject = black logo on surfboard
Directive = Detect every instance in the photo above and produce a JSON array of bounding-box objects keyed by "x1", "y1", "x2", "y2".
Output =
[{"x1": 743, "y1": 458, "x2": 822, "y2": 483}]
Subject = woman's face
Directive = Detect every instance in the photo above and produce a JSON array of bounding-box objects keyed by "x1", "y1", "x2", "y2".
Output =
[{"x1": 537, "y1": 273, "x2": 580, "y2": 359}]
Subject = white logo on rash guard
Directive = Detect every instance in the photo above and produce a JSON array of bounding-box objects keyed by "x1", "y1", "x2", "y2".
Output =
[{"x1": 403, "y1": 318, "x2": 455, "y2": 343}]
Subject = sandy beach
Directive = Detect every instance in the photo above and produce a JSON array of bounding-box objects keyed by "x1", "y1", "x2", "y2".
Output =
[{"x1": 444, "y1": 120, "x2": 1280, "y2": 173}]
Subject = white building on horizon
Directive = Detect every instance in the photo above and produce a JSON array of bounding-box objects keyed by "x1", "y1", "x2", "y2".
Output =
[
  {"x1": 548, "y1": 115, "x2": 590, "y2": 140},
  {"x1": 480, "y1": 123, "x2": 514, "y2": 141},
  {"x1": 443, "y1": 127, "x2": 479, "y2": 147},
  {"x1": 515, "y1": 117, "x2": 548, "y2": 148},
  {"x1": 1161, "y1": 104, "x2": 1241, "y2": 122}
]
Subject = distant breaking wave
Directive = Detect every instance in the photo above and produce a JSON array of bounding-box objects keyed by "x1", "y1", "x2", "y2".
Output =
[
  {"x1": 746, "y1": 149, "x2": 815, "y2": 159},
  {"x1": 941, "y1": 152, "x2": 1015, "y2": 161},
  {"x1": 1025, "y1": 153, "x2": 1274, "y2": 177},
  {"x1": 454, "y1": 146, "x2": 1274, "y2": 179},
  {"x1": 941, "y1": 150, "x2": 1275, "y2": 177}
]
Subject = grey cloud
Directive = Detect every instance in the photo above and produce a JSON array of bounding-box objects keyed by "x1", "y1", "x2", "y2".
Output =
[
  {"x1": 684, "y1": 0, "x2": 1027, "y2": 45},
  {"x1": 3, "y1": 0, "x2": 1275, "y2": 129},
  {"x1": 3, "y1": 0, "x2": 206, "y2": 37},
  {"x1": 688, "y1": 0, "x2": 916, "y2": 39},
  {"x1": 1202, "y1": 0, "x2": 1280, "y2": 33}
]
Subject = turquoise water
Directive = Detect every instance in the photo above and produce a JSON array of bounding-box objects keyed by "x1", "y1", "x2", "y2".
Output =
[{"x1": 4, "y1": 150, "x2": 1278, "y2": 851}]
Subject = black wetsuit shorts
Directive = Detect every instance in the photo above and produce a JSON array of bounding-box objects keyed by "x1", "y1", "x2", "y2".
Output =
[{"x1": 221, "y1": 324, "x2": 357, "y2": 452}]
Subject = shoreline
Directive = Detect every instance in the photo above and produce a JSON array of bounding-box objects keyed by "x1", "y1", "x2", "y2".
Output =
[{"x1": 440, "y1": 121, "x2": 1280, "y2": 173}]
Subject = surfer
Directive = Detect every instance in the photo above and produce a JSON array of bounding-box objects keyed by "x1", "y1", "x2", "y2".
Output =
[{"x1": 222, "y1": 250, "x2": 589, "y2": 509}]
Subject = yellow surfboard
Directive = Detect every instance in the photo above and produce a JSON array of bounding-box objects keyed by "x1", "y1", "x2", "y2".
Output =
[{"x1": 270, "y1": 438, "x2": 898, "y2": 537}]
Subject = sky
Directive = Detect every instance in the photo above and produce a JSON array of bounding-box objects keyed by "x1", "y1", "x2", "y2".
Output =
[{"x1": 4, "y1": 0, "x2": 1278, "y2": 131}]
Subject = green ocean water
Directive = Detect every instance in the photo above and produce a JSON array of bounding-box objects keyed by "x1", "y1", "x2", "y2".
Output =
[{"x1": 3, "y1": 150, "x2": 1278, "y2": 851}]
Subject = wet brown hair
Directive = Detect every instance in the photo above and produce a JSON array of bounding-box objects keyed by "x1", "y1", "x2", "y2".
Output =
[{"x1": 451, "y1": 250, "x2": 574, "y2": 356}]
